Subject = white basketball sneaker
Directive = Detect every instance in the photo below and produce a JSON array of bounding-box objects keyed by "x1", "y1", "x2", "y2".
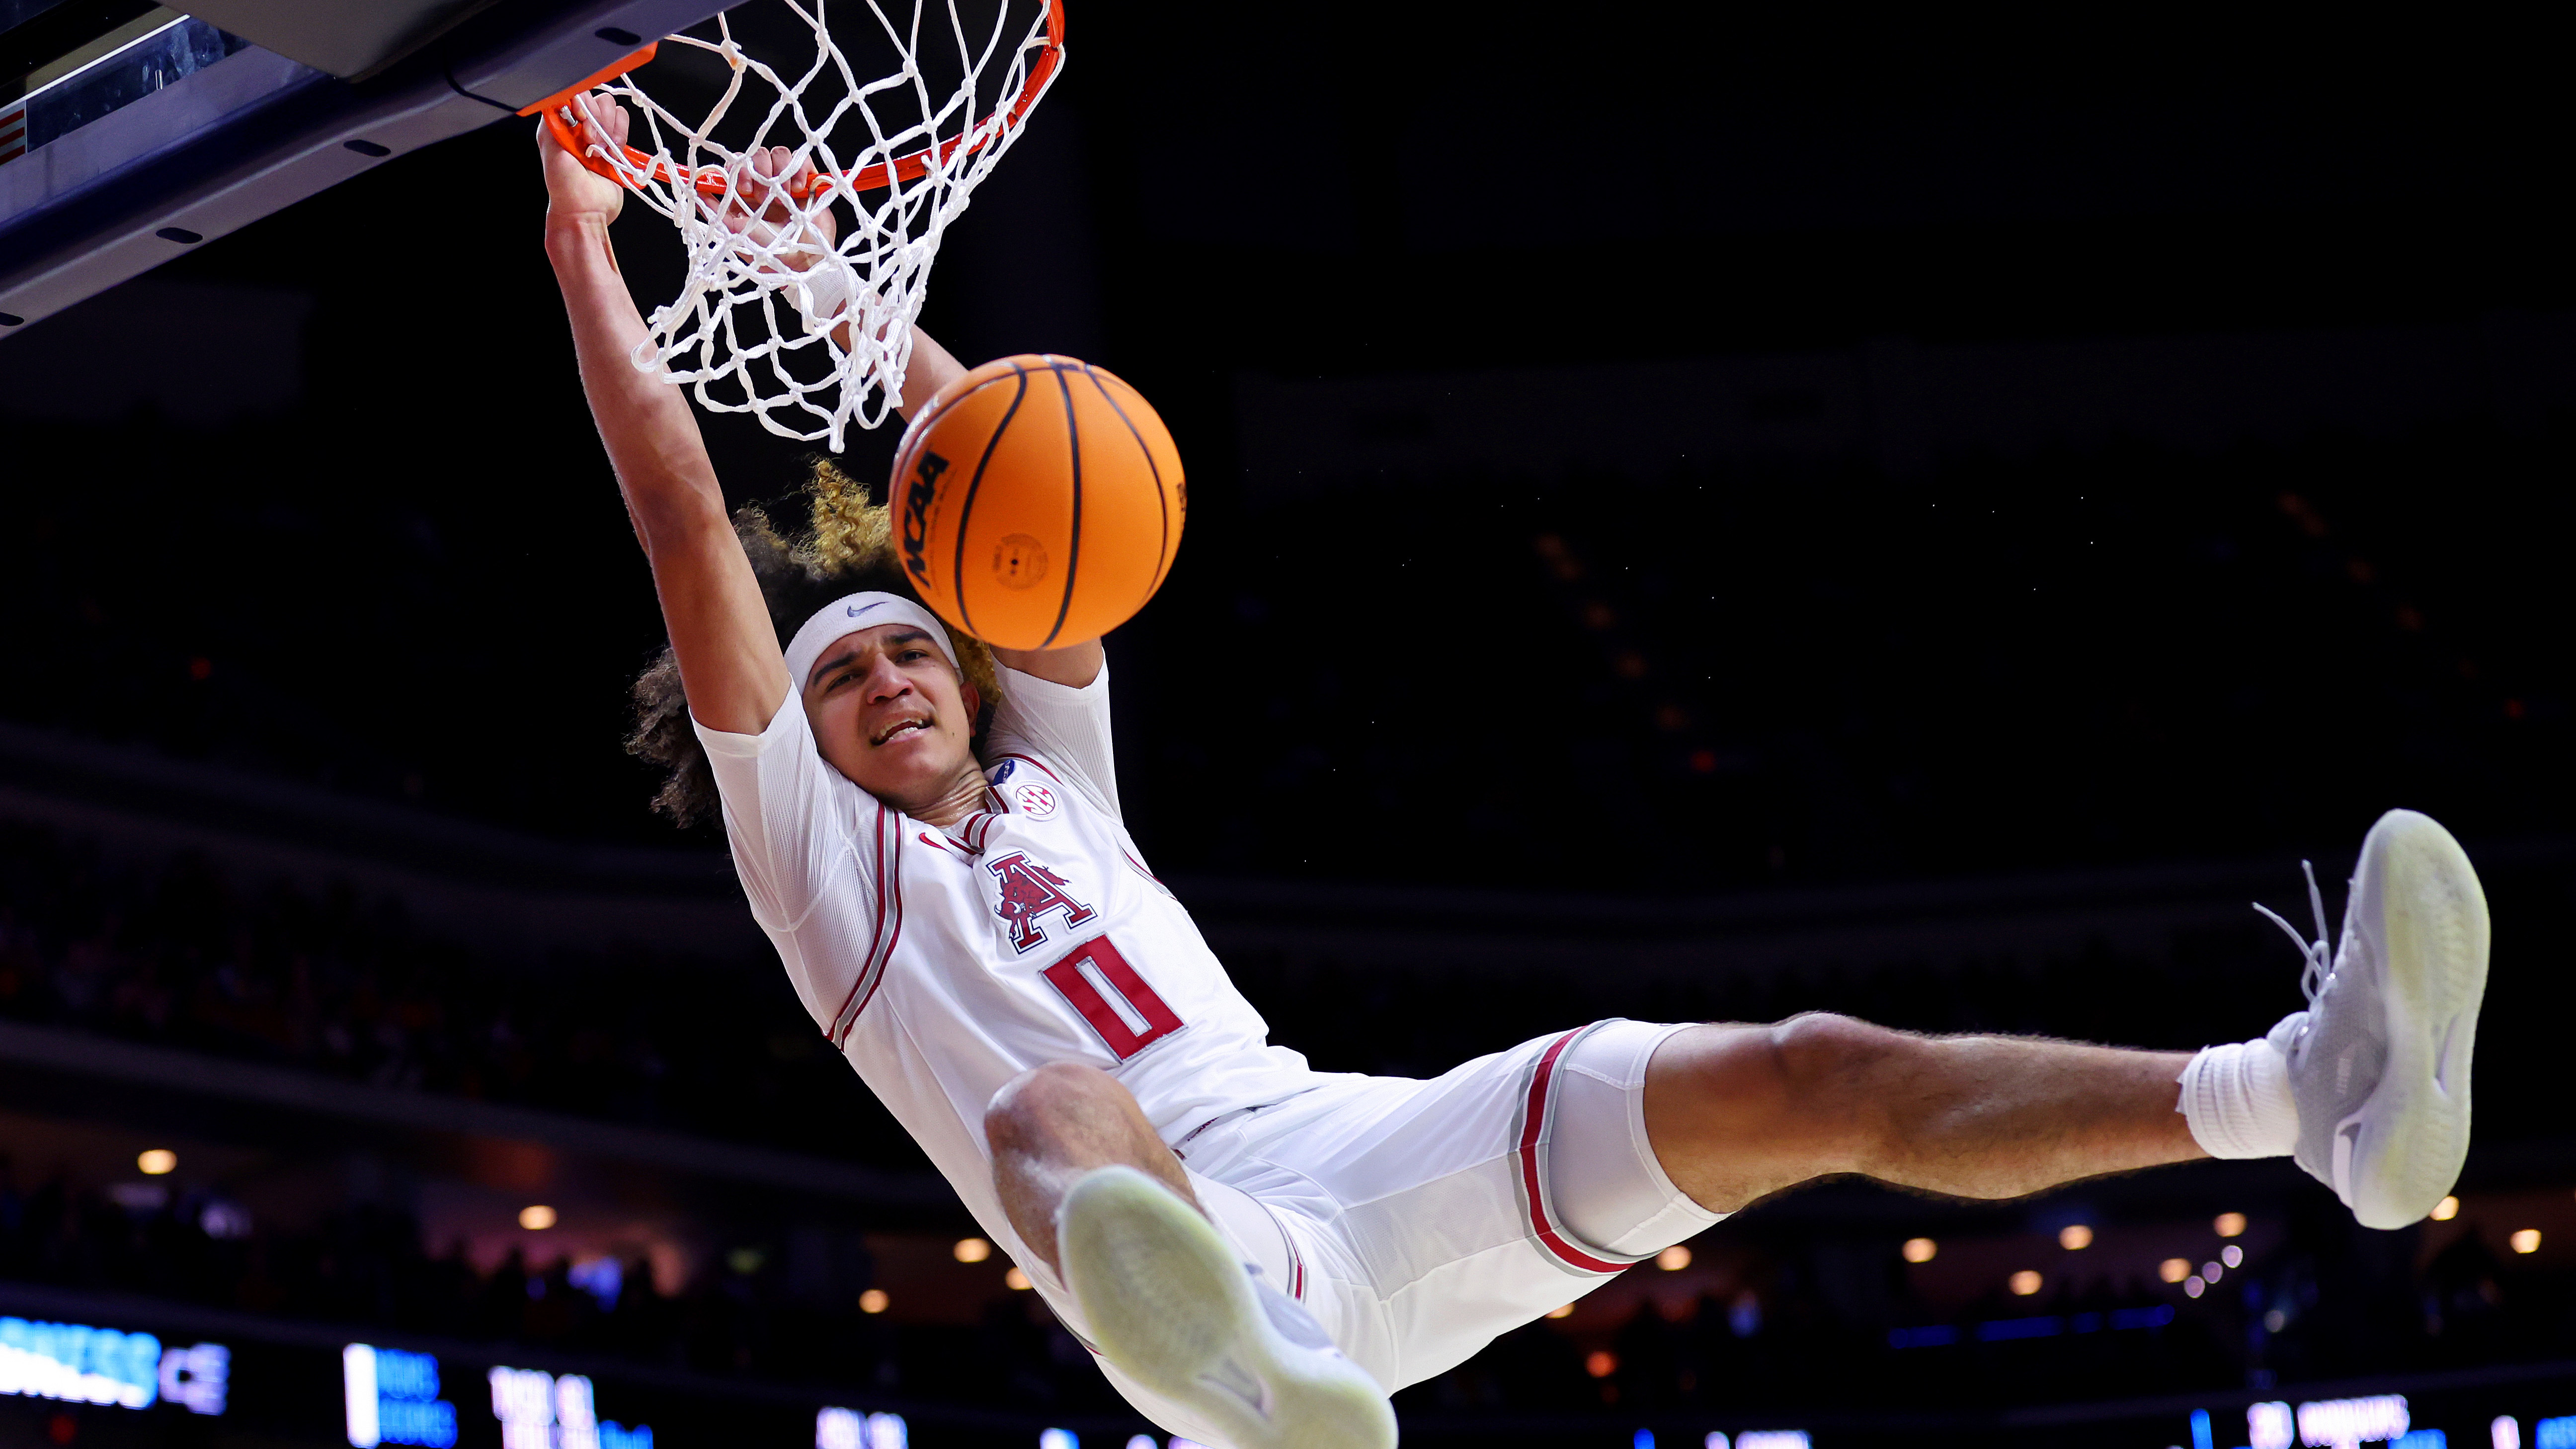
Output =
[
  {"x1": 2256, "y1": 809, "x2": 2491, "y2": 1230},
  {"x1": 1057, "y1": 1166, "x2": 1397, "y2": 1449}
]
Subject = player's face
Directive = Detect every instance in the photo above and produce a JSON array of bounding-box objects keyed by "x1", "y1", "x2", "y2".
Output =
[{"x1": 801, "y1": 625, "x2": 983, "y2": 807}]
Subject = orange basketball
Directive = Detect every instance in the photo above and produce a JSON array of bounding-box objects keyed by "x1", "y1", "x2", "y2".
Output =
[{"x1": 888, "y1": 354, "x2": 1187, "y2": 651}]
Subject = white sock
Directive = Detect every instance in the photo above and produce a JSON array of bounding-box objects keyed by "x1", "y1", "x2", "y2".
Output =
[{"x1": 2176, "y1": 1036, "x2": 2299, "y2": 1159}]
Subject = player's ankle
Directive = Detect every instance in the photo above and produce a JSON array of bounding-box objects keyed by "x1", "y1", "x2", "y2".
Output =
[{"x1": 2176, "y1": 1034, "x2": 2300, "y2": 1158}]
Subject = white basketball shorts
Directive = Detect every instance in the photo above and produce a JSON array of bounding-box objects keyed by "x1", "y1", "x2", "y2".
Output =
[{"x1": 1096, "y1": 1017, "x2": 1722, "y2": 1430}]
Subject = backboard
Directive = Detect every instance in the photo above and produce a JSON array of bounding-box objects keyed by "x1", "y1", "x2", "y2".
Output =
[{"x1": 0, "y1": 0, "x2": 731, "y2": 334}]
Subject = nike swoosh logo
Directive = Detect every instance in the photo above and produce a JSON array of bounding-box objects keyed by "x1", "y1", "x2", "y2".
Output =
[
  {"x1": 847, "y1": 601, "x2": 886, "y2": 617},
  {"x1": 2332, "y1": 1117, "x2": 2364, "y2": 1198}
]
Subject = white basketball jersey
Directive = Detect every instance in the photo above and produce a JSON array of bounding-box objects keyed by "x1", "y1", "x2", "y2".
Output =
[{"x1": 695, "y1": 661, "x2": 1322, "y2": 1295}]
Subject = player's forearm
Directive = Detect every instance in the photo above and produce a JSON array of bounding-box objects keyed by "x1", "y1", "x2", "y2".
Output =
[
  {"x1": 900, "y1": 326, "x2": 967, "y2": 417},
  {"x1": 991, "y1": 640, "x2": 1105, "y2": 688},
  {"x1": 545, "y1": 213, "x2": 726, "y2": 545},
  {"x1": 548, "y1": 212, "x2": 789, "y2": 734}
]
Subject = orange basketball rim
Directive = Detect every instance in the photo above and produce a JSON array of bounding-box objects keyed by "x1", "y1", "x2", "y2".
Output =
[{"x1": 523, "y1": 0, "x2": 1067, "y2": 204}]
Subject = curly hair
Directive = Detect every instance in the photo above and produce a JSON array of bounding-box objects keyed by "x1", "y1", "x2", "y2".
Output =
[{"x1": 627, "y1": 457, "x2": 1003, "y2": 828}]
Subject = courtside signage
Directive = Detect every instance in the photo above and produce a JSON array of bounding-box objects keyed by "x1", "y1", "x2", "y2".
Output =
[
  {"x1": 345, "y1": 1343, "x2": 460, "y2": 1448},
  {"x1": 0, "y1": 1314, "x2": 228, "y2": 1414}
]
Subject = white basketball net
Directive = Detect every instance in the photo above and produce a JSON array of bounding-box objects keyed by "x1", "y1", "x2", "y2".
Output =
[{"x1": 566, "y1": 0, "x2": 1062, "y2": 450}]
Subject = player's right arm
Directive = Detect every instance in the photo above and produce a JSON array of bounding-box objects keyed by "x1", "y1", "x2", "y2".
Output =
[{"x1": 540, "y1": 95, "x2": 789, "y2": 736}]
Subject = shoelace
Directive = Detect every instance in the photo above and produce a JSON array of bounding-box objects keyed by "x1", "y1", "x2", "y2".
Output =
[{"x1": 2252, "y1": 859, "x2": 2335, "y2": 1009}]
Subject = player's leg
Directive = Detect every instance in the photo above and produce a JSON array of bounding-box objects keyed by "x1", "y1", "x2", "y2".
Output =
[
  {"x1": 1642, "y1": 1020, "x2": 2199, "y2": 1210},
  {"x1": 984, "y1": 1060, "x2": 1200, "y2": 1272},
  {"x1": 1643, "y1": 808, "x2": 2490, "y2": 1227},
  {"x1": 984, "y1": 1063, "x2": 1398, "y2": 1449}
]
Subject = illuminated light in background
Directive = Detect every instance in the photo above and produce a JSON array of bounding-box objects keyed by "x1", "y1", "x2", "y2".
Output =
[
  {"x1": 2492, "y1": 1417, "x2": 2520, "y2": 1449},
  {"x1": 2215, "y1": 1212, "x2": 2248, "y2": 1238},
  {"x1": 1736, "y1": 1434, "x2": 1812, "y2": 1449},
  {"x1": 0, "y1": 1315, "x2": 220, "y2": 1413},
  {"x1": 344, "y1": 1344, "x2": 455, "y2": 1448},
  {"x1": 2540, "y1": 1418, "x2": 2576, "y2": 1449},
  {"x1": 2433, "y1": 1196, "x2": 2461, "y2": 1221},
  {"x1": 2392, "y1": 1431, "x2": 2450, "y2": 1449},
  {"x1": 2510, "y1": 1229, "x2": 2542, "y2": 1254},
  {"x1": 489, "y1": 1367, "x2": 651, "y2": 1449},
  {"x1": 1706, "y1": 1436, "x2": 1730, "y2": 1449},
  {"x1": 136, "y1": 1149, "x2": 176, "y2": 1175},
  {"x1": 568, "y1": 1258, "x2": 622, "y2": 1312},
  {"x1": 954, "y1": 1238, "x2": 993, "y2": 1264},
  {"x1": 1006, "y1": 1267, "x2": 1033, "y2": 1290},
  {"x1": 858, "y1": 1290, "x2": 889, "y2": 1314},
  {"x1": 1586, "y1": 1351, "x2": 1618, "y2": 1378},
  {"x1": 2296, "y1": 1394, "x2": 2409, "y2": 1449},
  {"x1": 159, "y1": 1341, "x2": 228, "y2": 1416},
  {"x1": 1546, "y1": 1304, "x2": 1575, "y2": 1320},
  {"x1": 517, "y1": 1205, "x2": 557, "y2": 1231},
  {"x1": 2264, "y1": 1310, "x2": 2288, "y2": 1332},
  {"x1": 1124, "y1": 1439, "x2": 1156, "y2": 1449},
  {"x1": 1890, "y1": 1306, "x2": 2170, "y2": 1350},
  {"x1": 2008, "y1": 1271, "x2": 2042, "y2": 1296},
  {"x1": 1728, "y1": 1289, "x2": 1761, "y2": 1338},
  {"x1": 2248, "y1": 1400, "x2": 2294, "y2": 1449},
  {"x1": 2203, "y1": 1261, "x2": 2225, "y2": 1284},
  {"x1": 200, "y1": 1201, "x2": 253, "y2": 1239},
  {"x1": 2161, "y1": 1258, "x2": 2192, "y2": 1284},
  {"x1": 1902, "y1": 1238, "x2": 1936, "y2": 1263},
  {"x1": 818, "y1": 1408, "x2": 910, "y2": 1449},
  {"x1": 2184, "y1": 1276, "x2": 2206, "y2": 1298},
  {"x1": 1657, "y1": 1245, "x2": 1693, "y2": 1271},
  {"x1": 2222, "y1": 1245, "x2": 2244, "y2": 1269},
  {"x1": 2059, "y1": 1224, "x2": 2093, "y2": 1251},
  {"x1": 1635, "y1": 1431, "x2": 1656, "y2": 1449},
  {"x1": 1038, "y1": 1431, "x2": 1078, "y2": 1449}
]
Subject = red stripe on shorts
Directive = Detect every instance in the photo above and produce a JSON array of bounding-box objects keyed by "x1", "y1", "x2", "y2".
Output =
[{"x1": 1519, "y1": 1026, "x2": 1631, "y2": 1275}]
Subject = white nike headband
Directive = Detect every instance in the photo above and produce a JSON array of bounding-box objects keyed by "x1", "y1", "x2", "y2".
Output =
[{"x1": 782, "y1": 591, "x2": 962, "y2": 691}]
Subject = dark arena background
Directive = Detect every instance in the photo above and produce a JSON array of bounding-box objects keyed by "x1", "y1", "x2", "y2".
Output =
[{"x1": 3, "y1": 3, "x2": 2576, "y2": 1448}]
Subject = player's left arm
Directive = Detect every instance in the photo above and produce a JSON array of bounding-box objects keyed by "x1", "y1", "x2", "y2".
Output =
[
  {"x1": 885, "y1": 324, "x2": 1101, "y2": 683},
  {"x1": 991, "y1": 639, "x2": 1103, "y2": 688},
  {"x1": 728, "y1": 153, "x2": 1094, "y2": 685},
  {"x1": 727, "y1": 148, "x2": 967, "y2": 420}
]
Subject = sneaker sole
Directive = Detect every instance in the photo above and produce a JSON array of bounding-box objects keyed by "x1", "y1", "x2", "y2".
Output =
[
  {"x1": 2347, "y1": 809, "x2": 2490, "y2": 1230},
  {"x1": 1060, "y1": 1167, "x2": 1397, "y2": 1449}
]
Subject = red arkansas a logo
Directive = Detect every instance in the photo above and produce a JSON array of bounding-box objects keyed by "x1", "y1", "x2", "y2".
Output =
[{"x1": 987, "y1": 852, "x2": 1097, "y2": 953}]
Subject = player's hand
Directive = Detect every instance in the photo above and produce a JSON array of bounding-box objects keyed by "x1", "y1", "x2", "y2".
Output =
[
  {"x1": 537, "y1": 91, "x2": 629, "y2": 225},
  {"x1": 717, "y1": 146, "x2": 837, "y2": 272}
]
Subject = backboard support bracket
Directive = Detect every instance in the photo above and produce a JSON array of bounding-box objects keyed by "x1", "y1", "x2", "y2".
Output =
[{"x1": 0, "y1": 0, "x2": 725, "y2": 335}]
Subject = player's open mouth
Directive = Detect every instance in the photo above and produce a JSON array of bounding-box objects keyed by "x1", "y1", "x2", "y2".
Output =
[{"x1": 871, "y1": 717, "x2": 933, "y2": 746}]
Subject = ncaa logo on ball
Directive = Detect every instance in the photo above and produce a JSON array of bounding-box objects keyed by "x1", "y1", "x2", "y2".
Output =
[
  {"x1": 1013, "y1": 783, "x2": 1058, "y2": 819},
  {"x1": 899, "y1": 450, "x2": 950, "y2": 586}
]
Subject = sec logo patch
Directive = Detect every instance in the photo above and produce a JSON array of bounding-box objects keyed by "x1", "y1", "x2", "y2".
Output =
[{"x1": 1012, "y1": 783, "x2": 1058, "y2": 820}]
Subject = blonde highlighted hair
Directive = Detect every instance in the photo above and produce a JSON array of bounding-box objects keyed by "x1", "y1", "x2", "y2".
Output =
[{"x1": 627, "y1": 458, "x2": 1002, "y2": 828}]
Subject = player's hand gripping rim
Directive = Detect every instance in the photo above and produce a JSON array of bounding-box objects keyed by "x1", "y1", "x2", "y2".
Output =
[{"x1": 537, "y1": 91, "x2": 630, "y2": 226}]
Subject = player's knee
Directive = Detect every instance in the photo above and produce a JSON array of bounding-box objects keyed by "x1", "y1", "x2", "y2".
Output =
[
  {"x1": 1764, "y1": 1012, "x2": 1914, "y2": 1162},
  {"x1": 983, "y1": 1061, "x2": 1127, "y2": 1154}
]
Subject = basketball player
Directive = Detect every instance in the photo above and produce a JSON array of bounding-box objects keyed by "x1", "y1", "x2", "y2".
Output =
[{"x1": 540, "y1": 100, "x2": 2493, "y2": 1449}]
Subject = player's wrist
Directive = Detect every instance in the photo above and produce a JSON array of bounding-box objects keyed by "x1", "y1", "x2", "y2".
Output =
[{"x1": 543, "y1": 210, "x2": 616, "y2": 260}]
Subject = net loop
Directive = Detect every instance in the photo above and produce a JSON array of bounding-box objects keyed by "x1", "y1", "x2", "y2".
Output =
[{"x1": 535, "y1": 0, "x2": 1065, "y2": 449}]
